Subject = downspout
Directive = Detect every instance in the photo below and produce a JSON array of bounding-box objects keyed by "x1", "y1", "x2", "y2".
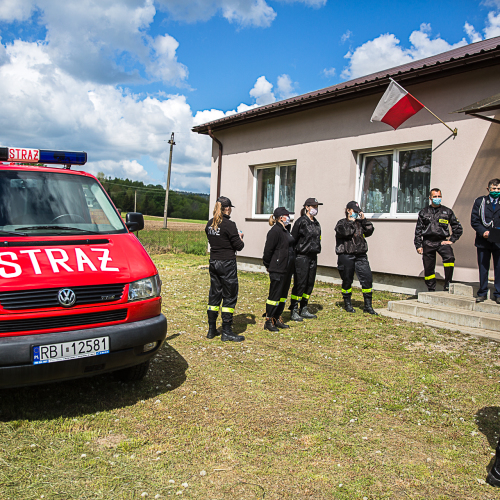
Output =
[{"x1": 207, "y1": 126, "x2": 223, "y2": 199}]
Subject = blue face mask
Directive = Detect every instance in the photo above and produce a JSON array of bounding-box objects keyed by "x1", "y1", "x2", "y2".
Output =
[
  {"x1": 283, "y1": 216, "x2": 291, "y2": 226},
  {"x1": 351, "y1": 212, "x2": 358, "y2": 219},
  {"x1": 432, "y1": 198, "x2": 442, "y2": 205}
]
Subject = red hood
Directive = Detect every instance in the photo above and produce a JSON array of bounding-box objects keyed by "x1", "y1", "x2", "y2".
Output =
[{"x1": 0, "y1": 233, "x2": 157, "y2": 290}]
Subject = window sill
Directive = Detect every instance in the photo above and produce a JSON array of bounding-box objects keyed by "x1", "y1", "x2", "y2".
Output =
[
  {"x1": 364, "y1": 214, "x2": 418, "y2": 221},
  {"x1": 245, "y1": 216, "x2": 295, "y2": 221}
]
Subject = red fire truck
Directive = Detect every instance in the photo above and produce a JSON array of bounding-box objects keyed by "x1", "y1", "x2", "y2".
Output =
[{"x1": 0, "y1": 147, "x2": 167, "y2": 388}]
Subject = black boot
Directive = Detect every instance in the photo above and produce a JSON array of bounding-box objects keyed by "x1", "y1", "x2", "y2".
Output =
[
  {"x1": 487, "y1": 445, "x2": 500, "y2": 487},
  {"x1": 274, "y1": 316, "x2": 290, "y2": 329},
  {"x1": 221, "y1": 312, "x2": 244, "y2": 342},
  {"x1": 264, "y1": 317, "x2": 279, "y2": 332},
  {"x1": 290, "y1": 304, "x2": 304, "y2": 322},
  {"x1": 363, "y1": 294, "x2": 378, "y2": 315},
  {"x1": 343, "y1": 295, "x2": 355, "y2": 313},
  {"x1": 300, "y1": 305, "x2": 317, "y2": 319},
  {"x1": 206, "y1": 310, "x2": 220, "y2": 339}
]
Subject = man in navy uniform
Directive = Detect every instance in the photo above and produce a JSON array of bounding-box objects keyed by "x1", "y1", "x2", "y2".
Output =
[{"x1": 471, "y1": 178, "x2": 500, "y2": 303}]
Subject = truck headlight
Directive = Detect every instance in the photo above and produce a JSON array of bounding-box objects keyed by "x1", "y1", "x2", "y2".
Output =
[{"x1": 128, "y1": 275, "x2": 161, "y2": 302}]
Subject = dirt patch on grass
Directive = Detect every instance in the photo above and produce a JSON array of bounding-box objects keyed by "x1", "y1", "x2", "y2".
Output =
[{"x1": 95, "y1": 434, "x2": 127, "y2": 448}]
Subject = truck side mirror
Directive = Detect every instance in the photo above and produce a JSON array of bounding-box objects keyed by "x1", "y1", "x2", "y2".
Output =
[{"x1": 126, "y1": 212, "x2": 144, "y2": 232}]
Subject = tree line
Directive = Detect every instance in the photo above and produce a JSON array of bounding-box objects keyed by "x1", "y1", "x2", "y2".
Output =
[{"x1": 97, "y1": 173, "x2": 209, "y2": 221}]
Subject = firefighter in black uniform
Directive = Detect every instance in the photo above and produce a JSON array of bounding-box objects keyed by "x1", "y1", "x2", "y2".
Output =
[
  {"x1": 471, "y1": 178, "x2": 500, "y2": 303},
  {"x1": 205, "y1": 196, "x2": 245, "y2": 342},
  {"x1": 414, "y1": 188, "x2": 462, "y2": 292},
  {"x1": 289, "y1": 197, "x2": 322, "y2": 321},
  {"x1": 335, "y1": 201, "x2": 376, "y2": 314},
  {"x1": 262, "y1": 207, "x2": 295, "y2": 331}
]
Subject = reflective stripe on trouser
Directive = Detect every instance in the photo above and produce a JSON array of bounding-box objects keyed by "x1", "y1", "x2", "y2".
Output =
[
  {"x1": 337, "y1": 253, "x2": 373, "y2": 297},
  {"x1": 290, "y1": 253, "x2": 317, "y2": 308},
  {"x1": 267, "y1": 268, "x2": 293, "y2": 318},
  {"x1": 207, "y1": 259, "x2": 239, "y2": 314},
  {"x1": 422, "y1": 242, "x2": 455, "y2": 291}
]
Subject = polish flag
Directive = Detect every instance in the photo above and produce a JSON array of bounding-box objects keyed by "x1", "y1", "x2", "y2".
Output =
[{"x1": 371, "y1": 79, "x2": 424, "y2": 130}]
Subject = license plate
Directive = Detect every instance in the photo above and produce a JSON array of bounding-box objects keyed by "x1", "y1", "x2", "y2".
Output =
[{"x1": 33, "y1": 336, "x2": 109, "y2": 365}]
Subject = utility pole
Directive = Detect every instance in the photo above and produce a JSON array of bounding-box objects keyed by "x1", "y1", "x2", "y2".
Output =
[
  {"x1": 134, "y1": 190, "x2": 137, "y2": 212},
  {"x1": 163, "y1": 132, "x2": 175, "y2": 229}
]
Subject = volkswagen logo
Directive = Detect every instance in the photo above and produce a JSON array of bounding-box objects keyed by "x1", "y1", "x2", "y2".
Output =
[{"x1": 58, "y1": 288, "x2": 76, "y2": 307}]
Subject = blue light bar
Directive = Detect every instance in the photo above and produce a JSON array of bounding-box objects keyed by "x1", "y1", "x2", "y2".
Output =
[{"x1": 39, "y1": 150, "x2": 87, "y2": 165}]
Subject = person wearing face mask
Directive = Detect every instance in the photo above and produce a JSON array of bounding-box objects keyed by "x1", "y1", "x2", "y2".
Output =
[
  {"x1": 335, "y1": 201, "x2": 376, "y2": 314},
  {"x1": 262, "y1": 207, "x2": 295, "y2": 331},
  {"x1": 205, "y1": 196, "x2": 245, "y2": 342},
  {"x1": 289, "y1": 197, "x2": 323, "y2": 321},
  {"x1": 414, "y1": 188, "x2": 463, "y2": 292},
  {"x1": 471, "y1": 178, "x2": 500, "y2": 303}
]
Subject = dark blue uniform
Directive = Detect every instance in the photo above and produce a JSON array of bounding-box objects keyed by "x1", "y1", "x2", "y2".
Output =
[{"x1": 470, "y1": 195, "x2": 500, "y2": 299}]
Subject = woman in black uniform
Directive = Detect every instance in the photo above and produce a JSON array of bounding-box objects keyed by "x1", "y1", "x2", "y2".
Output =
[
  {"x1": 262, "y1": 207, "x2": 295, "y2": 331},
  {"x1": 334, "y1": 201, "x2": 377, "y2": 315},
  {"x1": 205, "y1": 196, "x2": 245, "y2": 342},
  {"x1": 289, "y1": 197, "x2": 322, "y2": 321}
]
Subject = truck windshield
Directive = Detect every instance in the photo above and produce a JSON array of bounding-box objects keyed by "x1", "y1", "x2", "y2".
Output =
[{"x1": 0, "y1": 171, "x2": 127, "y2": 235}]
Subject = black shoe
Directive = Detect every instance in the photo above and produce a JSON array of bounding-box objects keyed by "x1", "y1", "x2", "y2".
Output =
[
  {"x1": 274, "y1": 316, "x2": 290, "y2": 329},
  {"x1": 264, "y1": 318, "x2": 279, "y2": 332},
  {"x1": 343, "y1": 296, "x2": 355, "y2": 313},
  {"x1": 206, "y1": 322, "x2": 220, "y2": 339},
  {"x1": 300, "y1": 306, "x2": 317, "y2": 319},
  {"x1": 496, "y1": 297, "x2": 500, "y2": 305},
  {"x1": 290, "y1": 307, "x2": 303, "y2": 322},
  {"x1": 443, "y1": 285, "x2": 450, "y2": 292},
  {"x1": 487, "y1": 456, "x2": 500, "y2": 487},
  {"x1": 476, "y1": 296, "x2": 487, "y2": 303},
  {"x1": 363, "y1": 295, "x2": 378, "y2": 315},
  {"x1": 221, "y1": 317, "x2": 244, "y2": 342}
]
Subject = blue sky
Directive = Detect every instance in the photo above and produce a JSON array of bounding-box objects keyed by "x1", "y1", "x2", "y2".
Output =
[{"x1": 0, "y1": 0, "x2": 497, "y2": 192}]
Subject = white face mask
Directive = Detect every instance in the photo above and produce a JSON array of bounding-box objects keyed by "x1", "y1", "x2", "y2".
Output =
[
  {"x1": 283, "y1": 216, "x2": 291, "y2": 226},
  {"x1": 309, "y1": 208, "x2": 318, "y2": 217}
]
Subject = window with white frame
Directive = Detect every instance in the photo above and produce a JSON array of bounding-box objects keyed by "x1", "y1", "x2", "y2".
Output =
[
  {"x1": 253, "y1": 162, "x2": 296, "y2": 216},
  {"x1": 357, "y1": 145, "x2": 431, "y2": 218}
]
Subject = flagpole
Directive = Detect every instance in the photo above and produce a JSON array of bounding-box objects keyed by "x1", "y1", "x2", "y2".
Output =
[{"x1": 390, "y1": 78, "x2": 458, "y2": 136}]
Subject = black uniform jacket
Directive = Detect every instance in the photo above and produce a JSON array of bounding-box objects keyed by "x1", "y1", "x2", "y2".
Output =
[
  {"x1": 471, "y1": 195, "x2": 500, "y2": 249},
  {"x1": 205, "y1": 214, "x2": 244, "y2": 260},
  {"x1": 335, "y1": 218, "x2": 374, "y2": 255},
  {"x1": 414, "y1": 205, "x2": 463, "y2": 249},
  {"x1": 263, "y1": 223, "x2": 295, "y2": 273},
  {"x1": 291, "y1": 215, "x2": 321, "y2": 255}
]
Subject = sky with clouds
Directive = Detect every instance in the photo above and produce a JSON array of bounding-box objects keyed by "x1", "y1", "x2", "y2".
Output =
[{"x1": 0, "y1": 0, "x2": 498, "y2": 192}]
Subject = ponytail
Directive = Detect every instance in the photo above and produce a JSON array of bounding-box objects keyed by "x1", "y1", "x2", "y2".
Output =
[
  {"x1": 300, "y1": 207, "x2": 306, "y2": 217},
  {"x1": 269, "y1": 215, "x2": 277, "y2": 226},
  {"x1": 211, "y1": 202, "x2": 223, "y2": 230}
]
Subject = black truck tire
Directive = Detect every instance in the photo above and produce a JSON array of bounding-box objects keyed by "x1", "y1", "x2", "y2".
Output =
[{"x1": 114, "y1": 360, "x2": 150, "y2": 382}]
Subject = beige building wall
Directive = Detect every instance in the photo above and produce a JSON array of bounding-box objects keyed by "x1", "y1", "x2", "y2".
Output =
[{"x1": 208, "y1": 66, "x2": 500, "y2": 289}]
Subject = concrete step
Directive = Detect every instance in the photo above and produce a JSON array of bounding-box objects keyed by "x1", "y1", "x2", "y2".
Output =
[
  {"x1": 376, "y1": 308, "x2": 500, "y2": 342},
  {"x1": 418, "y1": 291, "x2": 500, "y2": 315},
  {"x1": 449, "y1": 283, "x2": 473, "y2": 296},
  {"x1": 387, "y1": 299, "x2": 500, "y2": 332}
]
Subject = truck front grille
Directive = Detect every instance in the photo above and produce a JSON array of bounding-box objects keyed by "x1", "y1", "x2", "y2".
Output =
[
  {"x1": 0, "y1": 284, "x2": 126, "y2": 310},
  {"x1": 0, "y1": 309, "x2": 127, "y2": 334}
]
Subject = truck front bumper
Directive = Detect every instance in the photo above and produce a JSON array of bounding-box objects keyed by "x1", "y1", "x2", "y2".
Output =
[{"x1": 0, "y1": 314, "x2": 167, "y2": 388}]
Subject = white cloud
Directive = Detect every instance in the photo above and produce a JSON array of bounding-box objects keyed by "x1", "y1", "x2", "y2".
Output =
[
  {"x1": 0, "y1": 0, "x2": 35, "y2": 22},
  {"x1": 464, "y1": 22, "x2": 482, "y2": 43},
  {"x1": 341, "y1": 30, "x2": 352, "y2": 43},
  {"x1": 156, "y1": 0, "x2": 327, "y2": 27},
  {"x1": 322, "y1": 67, "x2": 336, "y2": 78},
  {"x1": 484, "y1": 11, "x2": 500, "y2": 38},
  {"x1": 276, "y1": 74, "x2": 296, "y2": 99},
  {"x1": 249, "y1": 76, "x2": 276, "y2": 105},
  {"x1": 341, "y1": 24, "x2": 467, "y2": 80}
]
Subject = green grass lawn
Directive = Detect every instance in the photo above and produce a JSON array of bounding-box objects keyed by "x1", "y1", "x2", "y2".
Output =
[
  {"x1": 1, "y1": 253, "x2": 499, "y2": 499},
  {"x1": 138, "y1": 230, "x2": 207, "y2": 256},
  {"x1": 121, "y1": 213, "x2": 207, "y2": 224}
]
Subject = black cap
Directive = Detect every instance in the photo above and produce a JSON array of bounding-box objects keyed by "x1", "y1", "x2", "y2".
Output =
[
  {"x1": 304, "y1": 197, "x2": 323, "y2": 206},
  {"x1": 217, "y1": 196, "x2": 234, "y2": 207},
  {"x1": 346, "y1": 201, "x2": 361, "y2": 213},
  {"x1": 273, "y1": 207, "x2": 290, "y2": 218}
]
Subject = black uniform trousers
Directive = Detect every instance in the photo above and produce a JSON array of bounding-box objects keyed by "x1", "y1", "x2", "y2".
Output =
[
  {"x1": 289, "y1": 254, "x2": 317, "y2": 310},
  {"x1": 207, "y1": 259, "x2": 238, "y2": 324},
  {"x1": 266, "y1": 267, "x2": 294, "y2": 319},
  {"x1": 477, "y1": 247, "x2": 500, "y2": 298},
  {"x1": 337, "y1": 253, "x2": 373, "y2": 298},
  {"x1": 422, "y1": 242, "x2": 455, "y2": 291}
]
